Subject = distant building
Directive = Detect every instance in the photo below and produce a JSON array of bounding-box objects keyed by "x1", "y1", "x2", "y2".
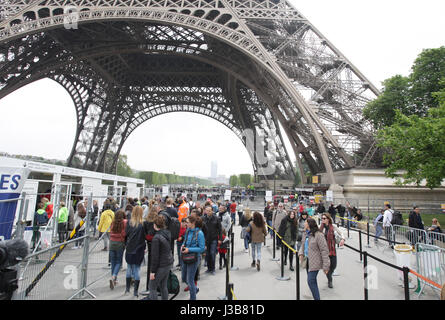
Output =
[{"x1": 211, "y1": 160, "x2": 217, "y2": 179}]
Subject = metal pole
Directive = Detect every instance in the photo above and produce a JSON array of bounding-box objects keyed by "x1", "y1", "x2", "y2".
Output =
[
  {"x1": 230, "y1": 224, "x2": 238, "y2": 271},
  {"x1": 15, "y1": 192, "x2": 27, "y2": 240},
  {"x1": 228, "y1": 283, "x2": 234, "y2": 301},
  {"x1": 296, "y1": 248, "x2": 300, "y2": 300},
  {"x1": 271, "y1": 229, "x2": 279, "y2": 261},
  {"x1": 403, "y1": 267, "x2": 410, "y2": 300},
  {"x1": 366, "y1": 222, "x2": 371, "y2": 248},
  {"x1": 276, "y1": 243, "x2": 290, "y2": 281},
  {"x1": 364, "y1": 251, "x2": 368, "y2": 300},
  {"x1": 359, "y1": 230, "x2": 363, "y2": 262}
]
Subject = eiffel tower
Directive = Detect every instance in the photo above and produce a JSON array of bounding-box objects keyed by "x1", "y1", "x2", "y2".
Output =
[{"x1": 0, "y1": 0, "x2": 381, "y2": 185}]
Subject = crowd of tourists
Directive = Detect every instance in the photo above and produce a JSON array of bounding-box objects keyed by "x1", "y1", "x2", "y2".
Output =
[{"x1": 32, "y1": 190, "x2": 444, "y2": 300}]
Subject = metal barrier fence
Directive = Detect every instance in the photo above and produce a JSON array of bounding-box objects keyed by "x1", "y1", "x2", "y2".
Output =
[
  {"x1": 415, "y1": 243, "x2": 445, "y2": 298},
  {"x1": 6, "y1": 192, "x2": 119, "y2": 300}
]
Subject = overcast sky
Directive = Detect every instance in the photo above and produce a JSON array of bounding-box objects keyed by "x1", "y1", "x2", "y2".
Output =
[{"x1": 0, "y1": 0, "x2": 444, "y2": 178}]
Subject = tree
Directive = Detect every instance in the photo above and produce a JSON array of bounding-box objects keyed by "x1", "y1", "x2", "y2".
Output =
[
  {"x1": 229, "y1": 175, "x2": 239, "y2": 187},
  {"x1": 377, "y1": 86, "x2": 445, "y2": 189},
  {"x1": 364, "y1": 46, "x2": 445, "y2": 129},
  {"x1": 239, "y1": 174, "x2": 252, "y2": 187},
  {"x1": 116, "y1": 154, "x2": 133, "y2": 177}
]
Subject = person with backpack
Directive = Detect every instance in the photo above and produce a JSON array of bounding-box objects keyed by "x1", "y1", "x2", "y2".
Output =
[
  {"x1": 408, "y1": 206, "x2": 425, "y2": 245},
  {"x1": 32, "y1": 202, "x2": 49, "y2": 250},
  {"x1": 148, "y1": 215, "x2": 174, "y2": 300},
  {"x1": 383, "y1": 203, "x2": 394, "y2": 248},
  {"x1": 181, "y1": 215, "x2": 205, "y2": 300}
]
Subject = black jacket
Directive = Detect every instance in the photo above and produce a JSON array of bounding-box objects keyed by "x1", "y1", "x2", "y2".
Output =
[
  {"x1": 278, "y1": 216, "x2": 297, "y2": 241},
  {"x1": 264, "y1": 207, "x2": 273, "y2": 221},
  {"x1": 203, "y1": 214, "x2": 222, "y2": 243},
  {"x1": 125, "y1": 223, "x2": 146, "y2": 265},
  {"x1": 408, "y1": 211, "x2": 424, "y2": 230},
  {"x1": 150, "y1": 229, "x2": 174, "y2": 273}
]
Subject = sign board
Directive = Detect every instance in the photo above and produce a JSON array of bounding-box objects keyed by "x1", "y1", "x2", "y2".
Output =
[
  {"x1": 265, "y1": 190, "x2": 273, "y2": 202},
  {"x1": 162, "y1": 186, "x2": 169, "y2": 197},
  {"x1": 312, "y1": 176, "x2": 319, "y2": 184},
  {"x1": 441, "y1": 204, "x2": 445, "y2": 213},
  {"x1": 0, "y1": 167, "x2": 30, "y2": 240},
  {"x1": 326, "y1": 190, "x2": 333, "y2": 202},
  {"x1": 224, "y1": 189, "x2": 232, "y2": 201}
]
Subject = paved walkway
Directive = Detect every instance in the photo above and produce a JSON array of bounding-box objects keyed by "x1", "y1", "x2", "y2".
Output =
[{"x1": 15, "y1": 201, "x2": 440, "y2": 301}]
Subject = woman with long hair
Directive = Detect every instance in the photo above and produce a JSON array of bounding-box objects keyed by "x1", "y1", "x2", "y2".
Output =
[
  {"x1": 278, "y1": 210, "x2": 298, "y2": 271},
  {"x1": 246, "y1": 211, "x2": 268, "y2": 271},
  {"x1": 298, "y1": 218, "x2": 330, "y2": 300},
  {"x1": 109, "y1": 209, "x2": 127, "y2": 289},
  {"x1": 142, "y1": 205, "x2": 158, "y2": 291},
  {"x1": 124, "y1": 206, "x2": 146, "y2": 297},
  {"x1": 319, "y1": 213, "x2": 345, "y2": 288},
  {"x1": 240, "y1": 208, "x2": 253, "y2": 253}
]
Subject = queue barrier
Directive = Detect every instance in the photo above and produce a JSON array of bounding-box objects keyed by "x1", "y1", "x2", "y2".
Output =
[{"x1": 414, "y1": 243, "x2": 445, "y2": 298}]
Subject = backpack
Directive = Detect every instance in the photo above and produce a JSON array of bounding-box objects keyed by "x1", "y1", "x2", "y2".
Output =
[
  {"x1": 169, "y1": 217, "x2": 181, "y2": 241},
  {"x1": 391, "y1": 210, "x2": 403, "y2": 225},
  {"x1": 156, "y1": 270, "x2": 180, "y2": 300}
]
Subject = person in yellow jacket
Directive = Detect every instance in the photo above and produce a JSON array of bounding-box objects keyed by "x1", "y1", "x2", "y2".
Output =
[
  {"x1": 58, "y1": 201, "x2": 69, "y2": 243},
  {"x1": 98, "y1": 201, "x2": 115, "y2": 251}
]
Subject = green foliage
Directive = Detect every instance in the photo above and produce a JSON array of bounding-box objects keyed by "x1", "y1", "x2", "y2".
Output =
[
  {"x1": 238, "y1": 174, "x2": 253, "y2": 187},
  {"x1": 377, "y1": 86, "x2": 445, "y2": 189},
  {"x1": 229, "y1": 175, "x2": 239, "y2": 187},
  {"x1": 116, "y1": 154, "x2": 133, "y2": 177},
  {"x1": 364, "y1": 46, "x2": 445, "y2": 129}
]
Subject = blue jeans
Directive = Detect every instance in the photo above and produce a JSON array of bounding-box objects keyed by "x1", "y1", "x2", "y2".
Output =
[
  {"x1": 375, "y1": 225, "x2": 383, "y2": 240},
  {"x1": 109, "y1": 247, "x2": 124, "y2": 277},
  {"x1": 184, "y1": 255, "x2": 201, "y2": 300},
  {"x1": 307, "y1": 270, "x2": 320, "y2": 300},
  {"x1": 267, "y1": 220, "x2": 273, "y2": 237},
  {"x1": 126, "y1": 263, "x2": 141, "y2": 281},
  {"x1": 206, "y1": 240, "x2": 218, "y2": 272},
  {"x1": 251, "y1": 242, "x2": 262, "y2": 261}
]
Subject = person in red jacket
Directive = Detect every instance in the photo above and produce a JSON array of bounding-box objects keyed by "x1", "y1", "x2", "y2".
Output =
[
  {"x1": 218, "y1": 230, "x2": 230, "y2": 270},
  {"x1": 176, "y1": 218, "x2": 188, "y2": 269}
]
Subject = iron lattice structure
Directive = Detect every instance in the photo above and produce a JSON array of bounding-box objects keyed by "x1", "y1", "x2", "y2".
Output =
[{"x1": 0, "y1": 0, "x2": 381, "y2": 183}]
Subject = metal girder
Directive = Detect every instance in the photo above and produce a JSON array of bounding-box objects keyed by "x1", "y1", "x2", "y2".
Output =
[{"x1": 0, "y1": 0, "x2": 382, "y2": 182}]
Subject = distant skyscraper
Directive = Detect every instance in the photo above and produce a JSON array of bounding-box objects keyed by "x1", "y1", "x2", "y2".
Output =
[{"x1": 211, "y1": 161, "x2": 217, "y2": 179}]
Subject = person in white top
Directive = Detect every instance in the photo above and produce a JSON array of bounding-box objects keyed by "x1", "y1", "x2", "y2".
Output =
[{"x1": 383, "y1": 204, "x2": 394, "y2": 247}]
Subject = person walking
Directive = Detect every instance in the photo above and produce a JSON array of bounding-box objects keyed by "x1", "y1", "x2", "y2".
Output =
[
  {"x1": 98, "y1": 200, "x2": 115, "y2": 251},
  {"x1": 181, "y1": 215, "x2": 206, "y2": 300},
  {"x1": 109, "y1": 209, "x2": 127, "y2": 290},
  {"x1": 240, "y1": 208, "x2": 253, "y2": 253},
  {"x1": 148, "y1": 215, "x2": 174, "y2": 300},
  {"x1": 218, "y1": 229, "x2": 229, "y2": 270},
  {"x1": 73, "y1": 202, "x2": 87, "y2": 249},
  {"x1": 57, "y1": 201, "x2": 68, "y2": 243},
  {"x1": 219, "y1": 204, "x2": 232, "y2": 236},
  {"x1": 278, "y1": 210, "x2": 298, "y2": 271},
  {"x1": 319, "y1": 213, "x2": 345, "y2": 288},
  {"x1": 328, "y1": 203, "x2": 336, "y2": 225},
  {"x1": 264, "y1": 202, "x2": 274, "y2": 239},
  {"x1": 298, "y1": 218, "x2": 330, "y2": 300},
  {"x1": 202, "y1": 205, "x2": 222, "y2": 275},
  {"x1": 142, "y1": 206, "x2": 157, "y2": 291},
  {"x1": 272, "y1": 203, "x2": 286, "y2": 249},
  {"x1": 373, "y1": 209, "x2": 384, "y2": 244},
  {"x1": 124, "y1": 206, "x2": 146, "y2": 297},
  {"x1": 297, "y1": 211, "x2": 308, "y2": 251},
  {"x1": 408, "y1": 206, "x2": 425, "y2": 245},
  {"x1": 383, "y1": 203, "x2": 394, "y2": 248},
  {"x1": 245, "y1": 211, "x2": 268, "y2": 271}
]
